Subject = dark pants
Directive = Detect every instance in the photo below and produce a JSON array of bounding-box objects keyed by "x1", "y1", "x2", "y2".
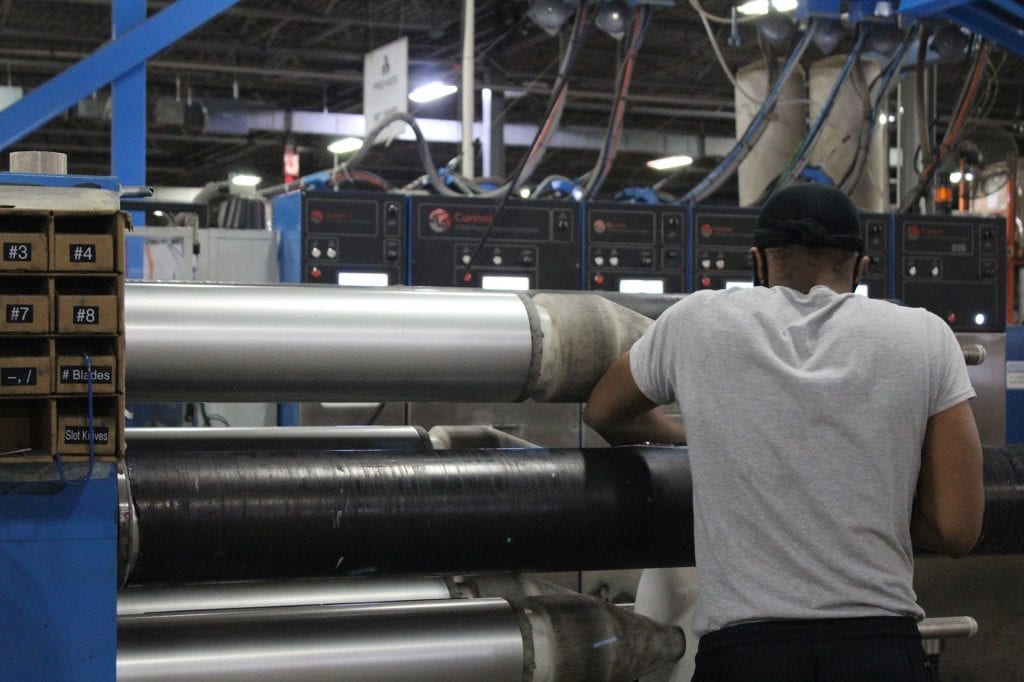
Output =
[{"x1": 692, "y1": 616, "x2": 935, "y2": 681}]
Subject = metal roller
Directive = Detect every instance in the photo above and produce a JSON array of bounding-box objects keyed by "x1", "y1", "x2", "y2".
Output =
[
  {"x1": 117, "y1": 598, "x2": 526, "y2": 682},
  {"x1": 125, "y1": 283, "x2": 536, "y2": 403},
  {"x1": 122, "y1": 446, "x2": 1024, "y2": 585},
  {"x1": 117, "y1": 577, "x2": 453, "y2": 616},
  {"x1": 124, "y1": 283, "x2": 653, "y2": 403},
  {"x1": 125, "y1": 426, "x2": 433, "y2": 452},
  {"x1": 123, "y1": 446, "x2": 693, "y2": 583}
]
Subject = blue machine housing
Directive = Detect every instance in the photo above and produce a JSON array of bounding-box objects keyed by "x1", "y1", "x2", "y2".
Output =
[{"x1": 0, "y1": 169, "x2": 120, "y2": 681}]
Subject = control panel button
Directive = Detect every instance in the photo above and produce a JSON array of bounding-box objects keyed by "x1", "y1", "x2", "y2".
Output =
[
  {"x1": 310, "y1": 246, "x2": 322, "y2": 259},
  {"x1": 931, "y1": 263, "x2": 940, "y2": 277},
  {"x1": 947, "y1": 312, "x2": 956, "y2": 325},
  {"x1": 701, "y1": 275, "x2": 712, "y2": 288},
  {"x1": 666, "y1": 249, "x2": 678, "y2": 260},
  {"x1": 522, "y1": 254, "x2": 535, "y2": 266},
  {"x1": 556, "y1": 219, "x2": 569, "y2": 232},
  {"x1": 715, "y1": 259, "x2": 726, "y2": 270},
  {"x1": 980, "y1": 260, "x2": 997, "y2": 278},
  {"x1": 908, "y1": 264, "x2": 917, "y2": 277},
  {"x1": 609, "y1": 256, "x2": 619, "y2": 267},
  {"x1": 593, "y1": 274, "x2": 605, "y2": 285},
  {"x1": 386, "y1": 204, "x2": 399, "y2": 217},
  {"x1": 700, "y1": 258, "x2": 711, "y2": 269},
  {"x1": 461, "y1": 254, "x2": 472, "y2": 265},
  {"x1": 594, "y1": 256, "x2": 605, "y2": 266},
  {"x1": 492, "y1": 255, "x2": 503, "y2": 266},
  {"x1": 326, "y1": 247, "x2": 337, "y2": 259},
  {"x1": 310, "y1": 267, "x2": 322, "y2": 279},
  {"x1": 386, "y1": 249, "x2": 399, "y2": 261},
  {"x1": 640, "y1": 256, "x2": 653, "y2": 267}
]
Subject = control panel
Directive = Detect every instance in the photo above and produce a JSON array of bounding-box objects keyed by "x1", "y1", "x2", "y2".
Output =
[
  {"x1": 584, "y1": 202, "x2": 685, "y2": 293},
  {"x1": 409, "y1": 196, "x2": 580, "y2": 290},
  {"x1": 273, "y1": 190, "x2": 405, "y2": 285},
  {"x1": 894, "y1": 215, "x2": 1005, "y2": 332},
  {"x1": 691, "y1": 205, "x2": 890, "y2": 298},
  {"x1": 858, "y1": 213, "x2": 889, "y2": 299},
  {"x1": 690, "y1": 206, "x2": 759, "y2": 291}
]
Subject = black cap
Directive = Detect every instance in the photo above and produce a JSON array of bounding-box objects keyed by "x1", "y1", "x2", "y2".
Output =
[{"x1": 753, "y1": 184, "x2": 864, "y2": 252}]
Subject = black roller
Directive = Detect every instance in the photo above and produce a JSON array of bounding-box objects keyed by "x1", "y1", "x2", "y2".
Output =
[
  {"x1": 125, "y1": 446, "x2": 1024, "y2": 584},
  {"x1": 125, "y1": 447, "x2": 694, "y2": 584},
  {"x1": 974, "y1": 445, "x2": 1024, "y2": 554}
]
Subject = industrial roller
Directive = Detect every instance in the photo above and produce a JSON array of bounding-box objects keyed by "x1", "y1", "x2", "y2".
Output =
[
  {"x1": 124, "y1": 283, "x2": 654, "y2": 402},
  {"x1": 121, "y1": 446, "x2": 1023, "y2": 585}
]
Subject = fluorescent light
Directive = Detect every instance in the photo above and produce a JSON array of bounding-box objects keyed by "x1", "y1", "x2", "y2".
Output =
[
  {"x1": 878, "y1": 113, "x2": 888, "y2": 125},
  {"x1": 646, "y1": 155, "x2": 694, "y2": 171},
  {"x1": 725, "y1": 280, "x2": 754, "y2": 289},
  {"x1": 409, "y1": 81, "x2": 458, "y2": 103},
  {"x1": 337, "y1": 272, "x2": 389, "y2": 287},
  {"x1": 619, "y1": 279, "x2": 665, "y2": 294},
  {"x1": 230, "y1": 173, "x2": 262, "y2": 187},
  {"x1": 519, "y1": 187, "x2": 532, "y2": 198},
  {"x1": 737, "y1": 0, "x2": 797, "y2": 15},
  {"x1": 152, "y1": 210, "x2": 164, "y2": 217},
  {"x1": 328, "y1": 137, "x2": 363, "y2": 155},
  {"x1": 965, "y1": 171, "x2": 975, "y2": 182},
  {"x1": 950, "y1": 171, "x2": 963, "y2": 183},
  {"x1": 481, "y1": 275, "x2": 530, "y2": 291}
]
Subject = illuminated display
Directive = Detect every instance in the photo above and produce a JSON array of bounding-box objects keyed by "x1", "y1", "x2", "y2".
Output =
[
  {"x1": 619, "y1": 279, "x2": 665, "y2": 294},
  {"x1": 337, "y1": 272, "x2": 389, "y2": 287},
  {"x1": 481, "y1": 275, "x2": 530, "y2": 291}
]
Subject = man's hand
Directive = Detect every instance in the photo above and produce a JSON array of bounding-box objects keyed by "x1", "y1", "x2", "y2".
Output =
[{"x1": 583, "y1": 351, "x2": 686, "y2": 446}]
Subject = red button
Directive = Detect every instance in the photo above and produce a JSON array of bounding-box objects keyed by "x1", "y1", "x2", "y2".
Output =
[
  {"x1": 310, "y1": 267, "x2": 321, "y2": 279},
  {"x1": 594, "y1": 274, "x2": 604, "y2": 285},
  {"x1": 462, "y1": 272, "x2": 473, "y2": 282},
  {"x1": 947, "y1": 312, "x2": 956, "y2": 324},
  {"x1": 701, "y1": 275, "x2": 712, "y2": 287}
]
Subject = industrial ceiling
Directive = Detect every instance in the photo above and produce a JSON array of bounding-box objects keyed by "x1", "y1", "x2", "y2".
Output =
[{"x1": 1, "y1": 0, "x2": 1021, "y2": 203}]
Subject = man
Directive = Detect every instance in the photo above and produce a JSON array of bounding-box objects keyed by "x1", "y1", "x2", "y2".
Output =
[{"x1": 584, "y1": 184, "x2": 984, "y2": 681}]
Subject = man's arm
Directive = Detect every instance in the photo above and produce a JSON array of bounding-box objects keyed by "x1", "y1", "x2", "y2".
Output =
[
  {"x1": 911, "y1": 400, "x2": 984, "y2": 558},
  {"x1": 583, "y1": 351, "x2": 686, "y2": 446}
]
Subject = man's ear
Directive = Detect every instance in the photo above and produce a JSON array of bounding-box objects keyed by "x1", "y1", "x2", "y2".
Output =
[
  {"x1": 855, "y1": 255, "x2": 870, "y2": 283},
  {"x1": 750, "y1": 247, "x2": 766, "y2": 287}
]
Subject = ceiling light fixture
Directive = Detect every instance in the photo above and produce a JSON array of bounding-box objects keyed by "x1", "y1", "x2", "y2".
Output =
[
  {"x1": 527, "y1": 0, "x2": 577, "y2": 36},
  {"x1": 409, "y1": 81, "x2": 458, "y2": 104},
  {"x1": 230, "y1": 173, "x2": 262, "y2": 187},
  {"x1": 596, "y1": 0, "x2": 630, "y2": 40},
  {"x1": 327, "y1": 137, "x2": 364, "y2": 155},
  {"x1": 647, "y1": 155, "x2": 694, "y2": 171}
]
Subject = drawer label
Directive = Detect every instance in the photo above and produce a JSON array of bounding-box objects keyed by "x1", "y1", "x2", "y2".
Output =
[
  {"x1": 72, "y1": 305, "x2": 100, "y2": 324},
  {"x1": 3, "y1": 242, "x2": 32, "y2": 261},
  {"x1": 69, "y1": 243, "x2": 97, "y2": 263},
  {"x1": 0, "y1": 367, "x2": 37, "y2": 386},
  {"x1": 59, "y1": 365, "x2": 113, "y2": 385},
  {"x1": 5, "y1": 304, "x2": 34, "y2": 323},
  {"x1": 63, "y1": 426, "x2": 110, "y2": 445}
]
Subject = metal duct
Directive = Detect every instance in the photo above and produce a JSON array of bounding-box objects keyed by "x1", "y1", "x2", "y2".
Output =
[
  {"x1": 735, "y1": 59, "x2": 807, "y2": 205},
  {"x1": 808, "y1": 55, "x2": 887, "y2": 212}
]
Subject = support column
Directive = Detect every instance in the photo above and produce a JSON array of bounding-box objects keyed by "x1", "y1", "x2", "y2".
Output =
[{"x1": 112, "y1": 0, "x2": 146, "y2": 194}]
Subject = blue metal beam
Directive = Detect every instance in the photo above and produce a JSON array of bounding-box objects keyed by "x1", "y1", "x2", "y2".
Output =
[
  {"x1": 112, "y1": 0, "x2": 147, "y2": 192},
  {"x1": 945, "y1": 5, "x2": 1024, "y2": 57},
  {"x1": 985, "y1": 0, "x2": 1024, "y2": 22},
  {"x1": 0, "y1": 0, "x2": 242, "y2": 152},
  {"x1": 898, "y1": 0, "x2": 974, "y2": 16}
]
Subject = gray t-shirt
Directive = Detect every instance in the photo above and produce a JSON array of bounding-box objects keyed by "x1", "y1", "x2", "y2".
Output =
[{"x1": 629, "y1": 285, "x2": 976, "y2": 636}]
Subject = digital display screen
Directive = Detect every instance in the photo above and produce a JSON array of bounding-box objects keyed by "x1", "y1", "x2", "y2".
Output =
[
  {"x1": 481, "y1": 275, "x2": 530, "y2": 291},
  {"x1": 618, "y1": 279, "x2": 665, "y2": 294},
  {"x1": 337, "y1": 272, "x2": 389, "y2": 287},
  {"x1": 725, "y1": 280, "x2": 754, "y2": 289}
]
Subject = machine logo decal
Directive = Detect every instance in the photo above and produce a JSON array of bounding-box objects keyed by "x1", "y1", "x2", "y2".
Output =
[{"x1": 428, "y1": 208, "x2": 453, "y2": 233}]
